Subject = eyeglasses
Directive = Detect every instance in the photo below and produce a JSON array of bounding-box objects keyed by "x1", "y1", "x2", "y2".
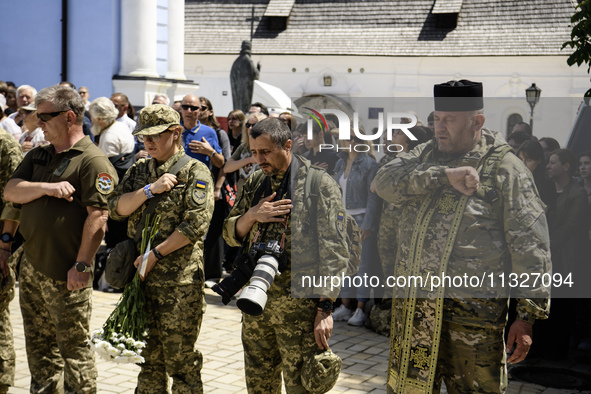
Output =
[
  {"x1": 137, "y1": 130, "x2": 171, "y2": 143},
  {"x1": 181, "y1": 104, "x2": 208, "y2": 112},
  {"x1": 246, "y1": 122, "x2": 256, "y2": 128},
  {"x1": 37, "y1": 110, "x2": 69, "y2": 122}
]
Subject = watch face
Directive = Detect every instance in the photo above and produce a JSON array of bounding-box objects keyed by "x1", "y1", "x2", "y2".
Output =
[
  {"x1": 1, "y1": 233, "x2": 12, "y2": 243},
  {"x1": 75, "y1": 262, "x2": 89, "y2": 273},
  {"x1": 318, "y1": 300, "x2": 333, "y2": 312}
]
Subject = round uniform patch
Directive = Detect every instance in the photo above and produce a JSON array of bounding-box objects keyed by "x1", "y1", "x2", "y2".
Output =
[
  {"x1": 193, "y1": 189, "x2": 207, "y2": 205},
  {"x1": 96, "y1": 173, "x2": 114, "y2": 194}
]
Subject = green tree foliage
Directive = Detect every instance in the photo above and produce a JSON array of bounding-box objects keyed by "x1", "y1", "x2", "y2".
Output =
[{"x1": 562, "y1": 0, "x2": 591, "y2": 97}]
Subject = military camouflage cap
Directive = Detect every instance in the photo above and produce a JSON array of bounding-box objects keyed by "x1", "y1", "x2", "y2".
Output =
[
  {"x1": 301, "y1": 349, "x2": 342, "y2": 393},
  {"x1": 133, "y1": 104, "x2": 180, "y2": 136}
]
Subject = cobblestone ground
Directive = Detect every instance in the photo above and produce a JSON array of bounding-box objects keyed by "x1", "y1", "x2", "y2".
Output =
[{"x1": 6, "y1": 286, "x2": 591, "y2": 393}]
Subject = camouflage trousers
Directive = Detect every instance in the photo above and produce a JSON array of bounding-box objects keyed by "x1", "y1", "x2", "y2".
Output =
[
  {"x1": 432, "y1": 322, "x2": 507, "y2": 394},
  {"x1": 137, "y1": 283, "x2": 206, "y2": 394},
  {"x1": 19, "y1": 257, "x2": 97, "y2": 393},
  {"x1": 242, "y1": 295, "x2": 317, "y2": 394},
  {"x1": 0, "y1": 266, "x2": 16, "y2": 392}
]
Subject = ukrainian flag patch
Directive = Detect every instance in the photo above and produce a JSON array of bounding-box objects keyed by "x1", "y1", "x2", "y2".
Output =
[
  {"x1": 196, "y1": 180, "x2": 206, "y2": 189},
  {"x1": 337, "y1": 212, "x2": 345, "y2": 234}
]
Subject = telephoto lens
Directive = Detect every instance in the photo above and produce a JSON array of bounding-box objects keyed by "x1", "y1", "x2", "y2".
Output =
[{"x1": 236, "y1": 255, "x2": 280, "y2": 316}]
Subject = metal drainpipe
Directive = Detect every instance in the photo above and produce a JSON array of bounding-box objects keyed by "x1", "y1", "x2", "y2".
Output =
[{"x1": 61, "y1": 0, "x2": 68, "y2": 81}]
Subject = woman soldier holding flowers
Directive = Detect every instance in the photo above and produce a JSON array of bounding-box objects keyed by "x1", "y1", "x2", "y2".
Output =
[{"x1": 107, "y1": 104, "x2": 214, "y2": 393}]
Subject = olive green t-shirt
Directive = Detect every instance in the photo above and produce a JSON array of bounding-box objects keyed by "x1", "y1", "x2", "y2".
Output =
[{"x1": 12, "y1": 136, "x2": 117, "y2": 282}]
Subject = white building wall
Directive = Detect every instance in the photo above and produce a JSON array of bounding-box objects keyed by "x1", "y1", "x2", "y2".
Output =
[{"x1": 185, "y1": 53, "x2": 589, "y2": 145}]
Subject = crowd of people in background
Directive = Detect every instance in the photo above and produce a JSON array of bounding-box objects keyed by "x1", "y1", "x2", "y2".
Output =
[
  {"x1": 1, "y1": 79, "x2": 590, "y2": 310},
  {"x1": 0, "y1": 78, "x2": 590, "y2": 392}
]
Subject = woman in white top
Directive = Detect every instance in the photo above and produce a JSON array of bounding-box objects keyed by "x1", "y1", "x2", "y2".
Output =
[{"x1": 18, "y1": 104, "x2": 47, "y2": 154}]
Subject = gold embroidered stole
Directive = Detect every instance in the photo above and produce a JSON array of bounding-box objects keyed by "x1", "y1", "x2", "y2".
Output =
[{"x1": 388, "y1": 188, "x2": 469, "y2": 393}]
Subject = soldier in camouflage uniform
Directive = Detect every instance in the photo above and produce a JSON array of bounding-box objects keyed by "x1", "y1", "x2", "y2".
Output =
[
  {"x1": 108, "y1": 104, "x2": 214, "y2": 393},
  {"x1": 5, "y1": 85, "x2": 117, "y2": 393},
  {"x1": 0, "y1": 127, "x2": 23, "y2": 394},
  {"x1": 223, "y1": 118, "x2": 349, "y2": 393},
  {"x1": 374, "y1": 80, "x2": 551, "y2": 394}
]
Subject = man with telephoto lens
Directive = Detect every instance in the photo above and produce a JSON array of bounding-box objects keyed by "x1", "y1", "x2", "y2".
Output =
[{"x1": 222, "y1": 117, "x2": 349, "y2": 393}]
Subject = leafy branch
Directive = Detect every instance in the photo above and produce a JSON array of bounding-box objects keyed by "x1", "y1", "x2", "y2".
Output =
[{"x1": 562, "y1": 0, "x2": 591, "y2": 97}]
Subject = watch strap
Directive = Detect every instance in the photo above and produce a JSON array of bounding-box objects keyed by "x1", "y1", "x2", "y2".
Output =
[{"x1": 152, "y1": 248, "x2": 164, "y2": 260}]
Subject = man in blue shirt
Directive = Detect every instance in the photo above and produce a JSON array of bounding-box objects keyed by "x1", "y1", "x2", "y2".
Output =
[{"x1": 180, "y1": 94, "x2": 222, "y2": 166}]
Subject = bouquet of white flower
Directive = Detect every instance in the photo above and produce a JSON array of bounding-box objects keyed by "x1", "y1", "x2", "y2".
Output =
[{"x1": 88, "y1": 214, "x2": 160, "y2": 364}]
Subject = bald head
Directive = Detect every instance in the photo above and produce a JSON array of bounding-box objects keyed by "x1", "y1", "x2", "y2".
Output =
[{"x1": 180, "y1": 94, "x2": 201, "y2": 129}]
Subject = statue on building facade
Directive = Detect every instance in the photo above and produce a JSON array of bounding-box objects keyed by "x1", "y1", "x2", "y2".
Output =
[{"x1": 230, "y1": 41, "x2": 260, "y2": 113}]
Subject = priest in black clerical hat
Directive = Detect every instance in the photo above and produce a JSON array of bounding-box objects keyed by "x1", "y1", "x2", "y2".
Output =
[
  {"x1": 434, "y1": 79, "x2": 483, "y2": 112},
  {"x1": 373, "y1": 78, "x2": 551, "y2": 394}
]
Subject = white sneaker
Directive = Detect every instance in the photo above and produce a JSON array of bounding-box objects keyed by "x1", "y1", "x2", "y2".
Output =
[
  {"x1": 348, "y1": 308, "x2": 366, "y2": 326},
  {"x1": 332, "y1": 304, "x2": 352, "y2": 322}
]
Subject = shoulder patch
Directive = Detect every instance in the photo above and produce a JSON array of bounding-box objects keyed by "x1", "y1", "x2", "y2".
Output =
[
  {"x1": 96, "y1": 173, "x2": 114, "y2": 194},
  {"x1": 192, "y1": 178, "x2": 208, "y2": 204},
  {"x1": 336, "y1": 211, "x2": 346, "y2": 235}
]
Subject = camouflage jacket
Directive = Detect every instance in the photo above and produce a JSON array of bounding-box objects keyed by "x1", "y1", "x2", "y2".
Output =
[
  {"x1": 223, "y1": 155, "x2": 349, "y2": 299},
  {"x1": 108, "y1": 148, "x2": 214, "y2": 287},
  {"x1": 0, "y1": 127, "x2": 23, "y2": 223},
  {"x1": 375, "y1": 128, "x2": 550, "y2": 325},
  {"x1": 376, "y1": 154, "x2": 402, "y2": 281}
]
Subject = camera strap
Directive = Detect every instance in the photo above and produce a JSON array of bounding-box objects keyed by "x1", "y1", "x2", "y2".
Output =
[{"x1": 252, "y1": 161, "x2": 292, "y2": 247}]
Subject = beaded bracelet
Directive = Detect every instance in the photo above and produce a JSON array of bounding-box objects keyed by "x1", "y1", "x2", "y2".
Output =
[{"x1": 143, "y1": 184, "x2": 154, "y2": 199}]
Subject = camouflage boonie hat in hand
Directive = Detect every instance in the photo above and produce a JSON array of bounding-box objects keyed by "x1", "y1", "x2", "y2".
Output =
[
  {"x1": 133, "y1": 104, "x2": 181, "y2": 136},
  {"x1": 301, "y1": 348, "x2": 342, "y2": 394}
]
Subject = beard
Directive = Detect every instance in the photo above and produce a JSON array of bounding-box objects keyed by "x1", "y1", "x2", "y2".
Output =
[{"x1": 91, "y1": 122, "x2": 103, "y2": 137}]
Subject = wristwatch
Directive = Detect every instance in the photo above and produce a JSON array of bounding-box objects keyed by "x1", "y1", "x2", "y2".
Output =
[
  {"x1": 74, "y1": 261, "x2": 92, "y2": 273},
  {"x1": 1, "y1": 233, "x2": 15, "y2": 243},
  {"x1": 317, "y1": 300, "x2": 334, "y2": 314}
]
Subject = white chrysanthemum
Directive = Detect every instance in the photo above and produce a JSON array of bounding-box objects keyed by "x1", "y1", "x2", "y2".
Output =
[
  {"x1": 135, "y1": 341, "x2": 146, "y2": 349},
  {"x1": 117, "y1": 343, "x2": 126, "y2": 351},
  {"x1": 98, "y1": 341, "x2": 110, "y2": 351},
  {"x1": 108, "y1": 346, "x2": 121, "y2": 357}
]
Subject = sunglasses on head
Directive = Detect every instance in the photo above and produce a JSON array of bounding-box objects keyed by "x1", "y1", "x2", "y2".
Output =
[
  {"x1": 137, "y1": 130, "x2": 172, "y2": 143},
  {"x1": 181, "y1": 104, "x2": 208, "y2": 112},
  {"x1": 37, "y1": 110, "x2": 69, "y2": 122}
]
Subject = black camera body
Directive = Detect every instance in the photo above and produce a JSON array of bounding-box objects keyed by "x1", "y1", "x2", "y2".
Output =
[
  {"x1": 212, "y1": 240, "x2": 286, "y2": 308},
  {"x1": 248, "y1": 241, "x2": 287, "y2": 271}
]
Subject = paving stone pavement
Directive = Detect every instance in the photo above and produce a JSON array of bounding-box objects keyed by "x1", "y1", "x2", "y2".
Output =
[{"x1": 6, "y1": 285, "x2": 591, "y2": 393}]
